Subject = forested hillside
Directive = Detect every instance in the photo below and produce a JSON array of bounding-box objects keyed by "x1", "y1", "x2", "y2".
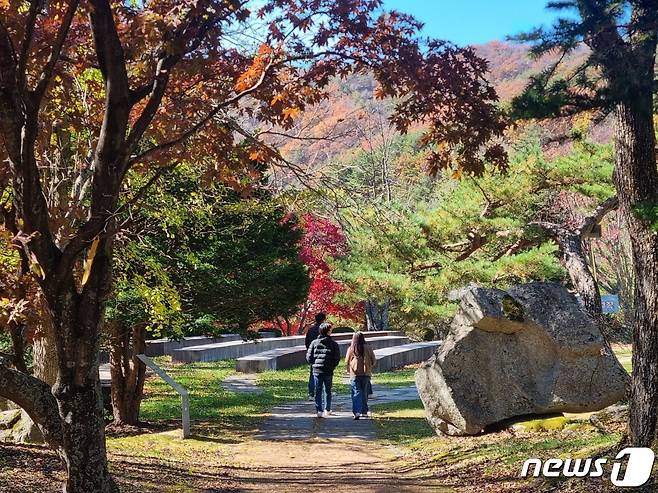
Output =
[
  {"x1": 273, "y1": 41, "x2": 603, "y2": 177},
  {"x1": 267, "y1": 43, "x2": 627, "y2": 339}
]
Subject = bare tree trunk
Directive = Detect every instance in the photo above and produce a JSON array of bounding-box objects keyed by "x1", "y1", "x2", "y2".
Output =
[
  {"x1": 49, "y1": 240, "x2": 117, "y2": 492},
  {"x1": 110, "y1": 322, "x2": 146, "y2": 426},
  {"x1": 365, "y1": 298, "x2": 389, "y2": 331},
  {"x1": 614, "y1": 96, "x2": 658, "y2": 448},
  {"x1": 533, "y1": 196, "x2": 619, "y2": 317}
]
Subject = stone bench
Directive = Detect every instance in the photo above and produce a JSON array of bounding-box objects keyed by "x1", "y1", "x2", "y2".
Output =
[
  {"x1": 172, "y1": 331, "x2": 403, "y2": 363},
  {"x1": 235, "y1": 335, "x2": 411, "y2": 373},
  {"x1": 373, "y1": 341, "x2": 442, "y2": 373},
  {"x1": 145, "y1": 334, "x2": 242, "y2": 357}
]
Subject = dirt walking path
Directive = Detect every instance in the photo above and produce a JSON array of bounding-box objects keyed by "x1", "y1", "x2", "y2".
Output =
[{"x1": 225, "y1": 377, "x2": 451, "y2": 492}]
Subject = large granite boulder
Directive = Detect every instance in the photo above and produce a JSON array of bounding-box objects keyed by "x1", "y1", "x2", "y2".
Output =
[{"x1": 416, "y1": 282, "x2": 629, "y2": 436}]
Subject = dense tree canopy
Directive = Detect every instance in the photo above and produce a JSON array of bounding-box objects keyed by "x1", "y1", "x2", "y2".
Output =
[
  {"x1": 0, "y1": 1, "x2": 508, "y2": 489},
  {"x1": 108, "y1": 164, "x2": 311, "y2": 337},
  {"x1": 325, "y1": 131, "x2": 617, "y2": 335},
  {"x1": 105, "y1": 163, "x2": 308, "y2": 425}
]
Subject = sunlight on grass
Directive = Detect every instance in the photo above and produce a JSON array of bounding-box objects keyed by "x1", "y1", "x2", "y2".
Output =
[
  {"x1": 373, "y1": 367, "x2": 417, "y2": 388},
  {"x1": 372, "y1": 399, "x2": 434, "y2": 445},
  {"x1": 612, "y1": 344, "x2": 632, "y2": 373},
  {"x1": 371, "y1": 398, "x2": 620, "y2": 478},
  {"x1": 134, "y1": 356, "x2": 418, "y2": 439},
  {"x1": 256, "y1": 360, "x2": 349, "y2": 397},
  {"x1": 132, "y1": 357, "x2": 311, "y2": 441},
  {"x1": 108, "y1": 429, "x2": 228, "y2": 462},
  {"x1": 256, "y1": 360, "x2": 417, "y2": 396}
]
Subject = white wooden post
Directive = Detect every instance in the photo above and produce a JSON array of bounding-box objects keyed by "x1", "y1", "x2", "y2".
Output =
[{"x1": 137, "y1": 354, "x2": 191, "y2": 438}]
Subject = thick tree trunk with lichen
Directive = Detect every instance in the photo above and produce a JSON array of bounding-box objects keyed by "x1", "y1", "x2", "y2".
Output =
[
  {"x1": 614, "y1": 95, "x2": 658, "y2": 448},
  {"x1": 109, "y1": 322, "x2": 147, "y2": 426},
  {"x1": 52, "y1": 238, "x2": 117, "y2": 492}
]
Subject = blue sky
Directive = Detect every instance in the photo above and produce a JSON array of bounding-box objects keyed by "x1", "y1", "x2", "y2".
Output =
[{"x1": 383, "y1": 0, "x2": 562, "y2": 45}]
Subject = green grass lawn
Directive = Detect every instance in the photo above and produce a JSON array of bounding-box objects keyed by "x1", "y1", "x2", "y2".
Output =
[
  {"x1": 140, "y1": 357, "x2": 270, "y2": 431},
  {"x1": 371, "y1": 399, "x2": 434, "y2": 445},
  {"x1": 372, "y1": 367, "x2": 417, "y2": 388},
  {"x1": 138, "y1": 358, "x2": 323, "y2": 436},
  {"x1": 138, "y1": 358, "x2": 417, "y2": 430}
]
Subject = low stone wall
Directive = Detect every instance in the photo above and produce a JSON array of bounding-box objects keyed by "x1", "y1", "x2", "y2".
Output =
[
  {"x1": 235, "y1": 335, "x2": 410, "y2": 373},
  {"x1": 373, "y1": 342, "x2": 442, "y2": 373},
  {"x1": 172, "y1": 331, "x2": 403, "y2": 363},
  {"x1": 145, "y1": 334, "x2": 241, "y2": 357}
]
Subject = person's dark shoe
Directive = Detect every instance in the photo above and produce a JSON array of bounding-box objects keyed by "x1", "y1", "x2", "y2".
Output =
[{"x1": 353, "y1": 413, "x2": 360, "y2": 420}]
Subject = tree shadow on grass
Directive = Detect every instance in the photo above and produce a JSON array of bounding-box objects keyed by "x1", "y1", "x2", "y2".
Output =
[
  {"x1": 110, "y1": 454, "x2": 239, "y2": 493},
  {"x1": 0, "y1": 443, "x2": 65, "y2": 493}
]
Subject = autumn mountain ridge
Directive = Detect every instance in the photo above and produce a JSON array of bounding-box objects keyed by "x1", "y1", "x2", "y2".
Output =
[
  {"x1": 473, "y1": 40, "x2": 588, "y2": 101},
  {"x1": 273, "y1": 41, "x2": 600, "y2": 175}
]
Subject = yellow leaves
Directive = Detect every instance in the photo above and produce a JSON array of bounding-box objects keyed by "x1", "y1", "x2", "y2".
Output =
[
  {"x1": 28, "y1": 252, "x2": 45, "y2": 280},
  {"x1": 270, "y1": 93, "x2": 285, "y2": 106},
  {"x1": 281, "y1": 106, "x2": 300, "y2": 121},
  {"x1": 248, "y1": 149, "x2": 266, "y2": 161},
  {"x1": 573, "y1": 112, "x2": 593, "y2": 130},
  {"x1": 81, "y1": 237, "x2": 100, "y2": 286}
]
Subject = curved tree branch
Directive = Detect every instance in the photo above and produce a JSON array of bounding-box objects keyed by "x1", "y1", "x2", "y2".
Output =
[
  {"x1": 32, "y1": 0, "x2": 80, "y2": 106},
  {"x1": 0, "y1": 356, "x2": 62, "y2": 448},
  {"x1": 579, "y1": 195, "x2": 619, "y2": 236}
]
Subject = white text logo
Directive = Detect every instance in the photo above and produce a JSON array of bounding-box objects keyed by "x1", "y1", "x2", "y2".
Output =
[{"x1": 520, "y1": 447, "x2": 655, "y2": 487}]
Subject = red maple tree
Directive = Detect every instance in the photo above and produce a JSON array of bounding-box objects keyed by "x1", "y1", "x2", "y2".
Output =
[{"x1": 269, "y1": 214, "x2": 360, "y2": 335}]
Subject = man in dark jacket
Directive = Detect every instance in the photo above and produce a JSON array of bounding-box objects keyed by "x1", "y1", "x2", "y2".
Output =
[
  {"x1": 305, "y1": 312, "x2": 326, "y2": 399},
  {"x1": 306, "y1": 322, "x2": 340, "y2": 417}
]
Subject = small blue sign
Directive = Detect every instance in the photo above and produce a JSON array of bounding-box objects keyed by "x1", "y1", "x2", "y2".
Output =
[{"x1": 601, "y1": 294, "x2": 620, "y2": 314}]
